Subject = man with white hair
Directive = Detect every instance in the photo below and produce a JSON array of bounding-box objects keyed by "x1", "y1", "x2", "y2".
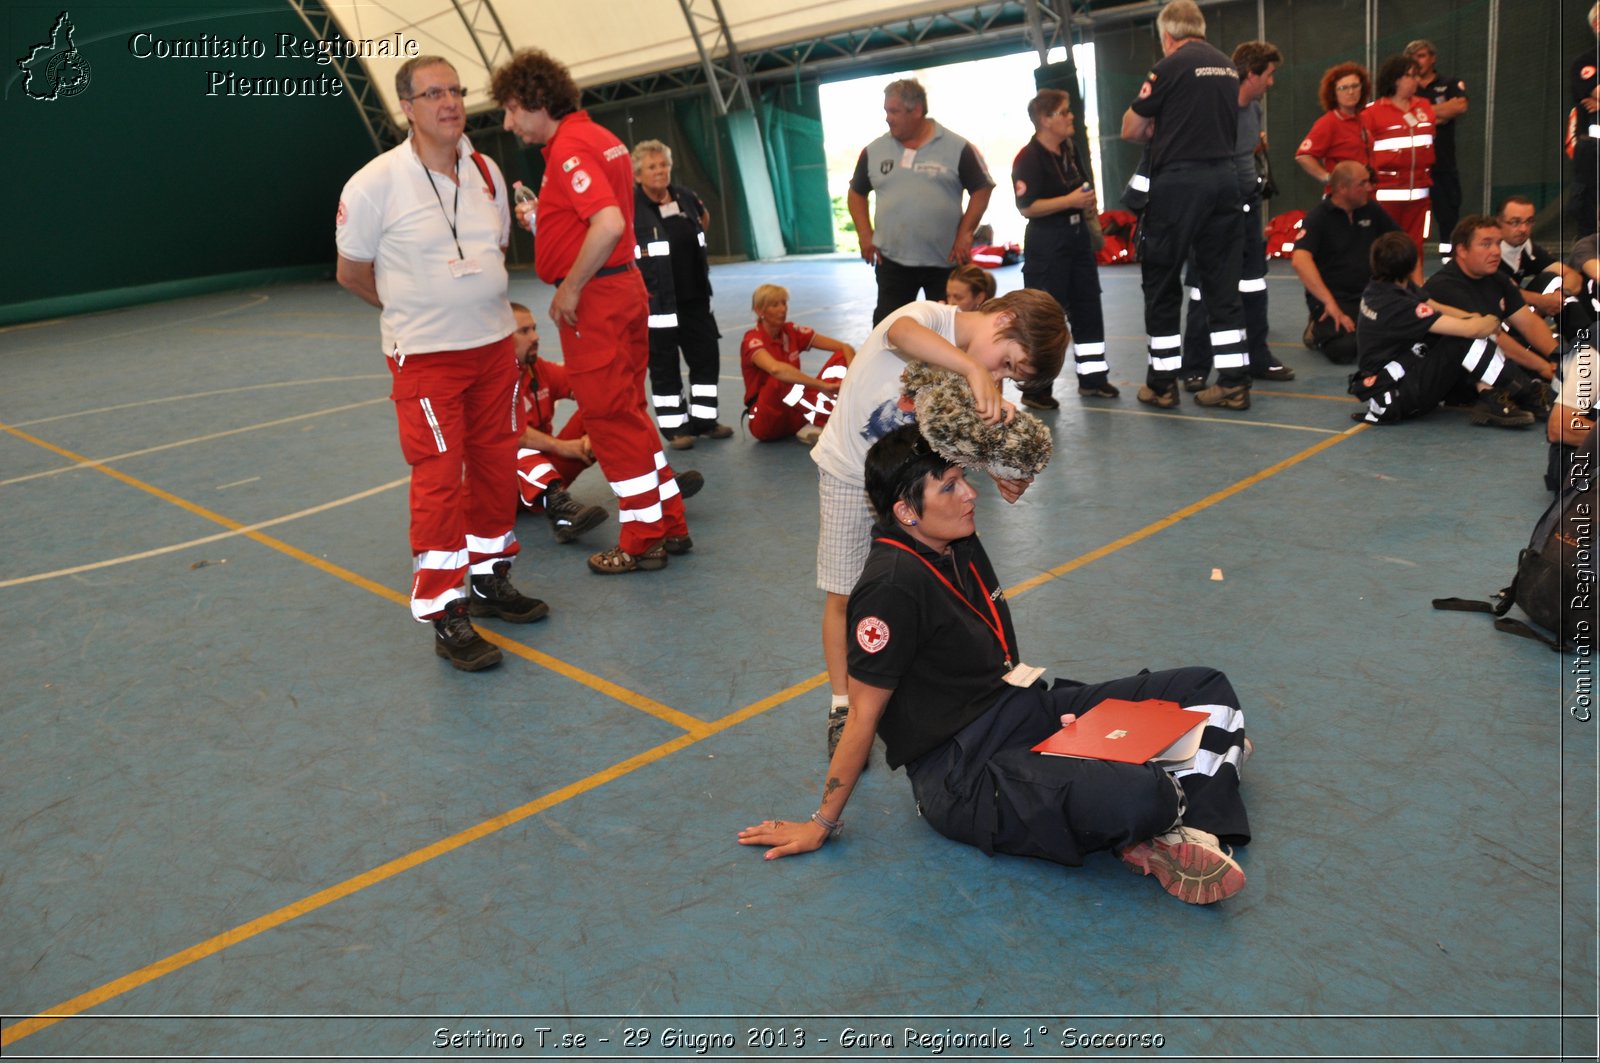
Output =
[
  {"x1": 847, "y1": 78, "x2": 996, "y2": 326},
  {"x1": 1121, "y1": 0, "x2": 1253, "y2": 410}
]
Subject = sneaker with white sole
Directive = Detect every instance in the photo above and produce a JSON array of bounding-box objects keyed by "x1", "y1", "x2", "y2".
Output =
[{"x1": 1120, "y1": 825, "x2": 1246, "y2": 904}]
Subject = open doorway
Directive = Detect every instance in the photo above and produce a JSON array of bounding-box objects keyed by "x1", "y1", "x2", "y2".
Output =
[{"x1": 818, "y1": 44, "x2": 1101, "y2": 254}]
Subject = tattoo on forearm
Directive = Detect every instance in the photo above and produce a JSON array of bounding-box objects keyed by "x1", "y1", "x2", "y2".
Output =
[{"x1": 824, "y1": 776, "x2": 841, "y2": 800}]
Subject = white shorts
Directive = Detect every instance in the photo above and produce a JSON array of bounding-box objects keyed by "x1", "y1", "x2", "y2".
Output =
[{"x1": 815, "y1": 468, "x2": 875, "y2": 595}]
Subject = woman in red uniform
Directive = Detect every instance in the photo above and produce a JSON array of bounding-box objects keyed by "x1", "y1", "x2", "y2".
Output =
[
  {"x1": 1293, "y1": 62, "x2": 1372, "y2": 188},
  {"x1": 1361, "y1": 54, "x2": 1436, "y2": 264}
]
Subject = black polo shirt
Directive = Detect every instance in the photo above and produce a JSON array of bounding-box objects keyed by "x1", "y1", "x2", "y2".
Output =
[
  {"x1": 1417, "y1": 72, "x2": 1467, "y2": 172},
  {"x1": 1129, "y1": 38, "x2": 1239, "y2": 172},
  {"x1": 1356, "y1": 279, "x2": 1440, "y2": 374},
  {"x1": 1012, "y1": 136, "x2": 1089, "y2": 245},
  {"x1": 1296, "y1": 198, "x2": 1400, "y2": 307},
  {"x1": 847, "y1": 522, "x2": 1019, "y2": 769},
  {"x1": 1423, "y1": 261, "x2": 1524, "y2": 321}
]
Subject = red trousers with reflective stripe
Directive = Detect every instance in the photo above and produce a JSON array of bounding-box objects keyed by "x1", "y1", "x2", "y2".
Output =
[
  {"x1": 559, "y1": 270, "x2": 688, "y2": 553},
  {"x1": 748, "y1": 351, "x2": 848, "y2": 441},
  {"x1": 387, "y1": 336, "x2": 521, "y2": 621},
  {"x1": 517, "y1": 411, "x2": 591, "y2": 508}
]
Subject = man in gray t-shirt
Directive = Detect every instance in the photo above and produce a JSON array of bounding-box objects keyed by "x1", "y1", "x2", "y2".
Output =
[{"x1": 847, "y1": 78, "x2": 995, "y2": 325}]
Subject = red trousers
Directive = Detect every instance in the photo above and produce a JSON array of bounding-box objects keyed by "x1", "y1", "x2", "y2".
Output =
[
  {"x1": 559, "y1": 270, "x2": 688, "y2": 553},
  {"x1": 517, "y1": 411, "x2": 590, "y2": 509},
  {"x1": 748, "y1": 351, "x2": 849, "y2": 441},
  {"x1": 387, "y1": 336, "x2": 521, "y2": 621},
  {"x1": 1376, "y1": 197, "x2": 1431, "y2": 256}
]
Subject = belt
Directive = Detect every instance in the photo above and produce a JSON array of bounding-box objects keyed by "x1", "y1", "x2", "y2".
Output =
[{"x1": 553, "y1": 261, "x2": 635, "y2": 286}]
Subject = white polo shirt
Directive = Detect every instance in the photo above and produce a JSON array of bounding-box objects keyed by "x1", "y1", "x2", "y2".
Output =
[{"x1": 336, "y1": 134, "x2": 514, "y2": 357}]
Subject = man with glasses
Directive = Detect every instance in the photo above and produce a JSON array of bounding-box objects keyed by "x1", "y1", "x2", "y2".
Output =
[
  {"x1": 1290, "y1": 160, "x2": 1398, "y2": 365},
  {"x1": 1404, "y1": 40, "x2": 1468, "y2": 259},
  {"x1": 1495, "y1": 195, "x2": 1567, "y2": 320},
  {"x1": 336, "y1": 55, "x2": 546, "y2": 672}
]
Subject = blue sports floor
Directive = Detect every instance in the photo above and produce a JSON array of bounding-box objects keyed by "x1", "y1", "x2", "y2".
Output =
[{"x1": 1, "y1": 255, "x2": 1594, "y2": 1061}]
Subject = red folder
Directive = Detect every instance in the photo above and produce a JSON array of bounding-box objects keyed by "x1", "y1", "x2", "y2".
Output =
[{"x1": 1031, "y1": 698, "x2": 1211, "y2": 765}]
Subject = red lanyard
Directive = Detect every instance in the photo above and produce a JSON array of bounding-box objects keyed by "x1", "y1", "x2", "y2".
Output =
[{"x1": 876, "y1": 537, "x2": 1012, "y2": 668}]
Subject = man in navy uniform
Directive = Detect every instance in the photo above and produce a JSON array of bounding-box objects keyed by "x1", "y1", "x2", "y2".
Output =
[{"x1": 1121, "y1": 0, "x2": 1253, "y2": 411}]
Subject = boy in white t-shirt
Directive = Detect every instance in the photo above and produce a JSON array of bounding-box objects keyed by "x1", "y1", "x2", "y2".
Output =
[{"x1": 812, "y1": 289, "x2": 1069, "y2": 757}]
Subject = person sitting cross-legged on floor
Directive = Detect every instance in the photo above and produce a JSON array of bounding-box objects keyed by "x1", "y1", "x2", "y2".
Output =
[
  {"x1": 1350, "y1": 233, "x2": 1533, "y2": 428},
  {"x1": 740, "y1": 284, "x2": 855, "y2": 445}
]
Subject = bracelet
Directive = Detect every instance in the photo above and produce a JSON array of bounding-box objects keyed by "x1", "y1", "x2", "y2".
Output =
[{"x1": 810, "y1": 811, "x2": 842, "y2": 838}]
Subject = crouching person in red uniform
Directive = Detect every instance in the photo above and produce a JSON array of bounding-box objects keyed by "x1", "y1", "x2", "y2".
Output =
[
  {"x1": 509, "y1": 303, "x2": 607, "y2": 543},
  {"x1": 741, "y1": 425, "x2": 1252, "y2": 905},
  {"x1": 336, "y1": 55, "x2": 547, "y2": 672},
  {"x1": 741, "y1": 284, "x2": 854, "y2": 444},
  {"x1": 492, "y1": 49, "x2": 695, "y2": 575}
]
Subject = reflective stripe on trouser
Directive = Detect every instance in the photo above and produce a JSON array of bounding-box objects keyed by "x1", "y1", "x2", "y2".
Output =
[
  {"x1": 562, "y1": 269, "x2": 688, "y2": 554},
  {"x1": 516, "y1": 411, "x2": 590, "y2": 509},
  {"x1": 748, "y1": 351, "x2": 848, "y2": 441},
  {"x1": 1364, "y1": 337, "x2": 1504, "y2": 420},
  {"x1": 1138, "y1": 161, "x2": 1247, "y2": 386},
  {"x1": 1021, "y1": 220, "x2": 1106, "y2": 380},
  {"x1": 1181, "y1": 193, "x2": 1271, "y2": 377},
  {"x1": 646, "y1": 300, "x2": 723, "y2": 436},
  {"x1": 388, "y1": 336, "x2": 522, "y2": 620}
]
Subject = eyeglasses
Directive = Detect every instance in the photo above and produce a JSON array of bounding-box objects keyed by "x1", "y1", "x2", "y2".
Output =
[
  {"x1": 1335, "y1": 82, "x2": 1363, "y2": 91},
  {"x1": 405, "y1": 86, "x2": 468, "y2": 102}
]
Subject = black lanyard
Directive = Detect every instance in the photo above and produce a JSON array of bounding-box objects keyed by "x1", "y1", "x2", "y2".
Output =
[
  {"x1": 876, "y1": 537, "x2": 1013, "y2": 669},
  {"x1": 420, "y1": 153, "x2": 464, "y2": 260}
]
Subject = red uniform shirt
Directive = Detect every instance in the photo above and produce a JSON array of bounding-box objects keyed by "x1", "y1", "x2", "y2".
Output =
[
  {"x1": 520, "y1": 357, "x2": 573, "y2": 435},
  {"x1": 1360, "y1": 97, "x2": 1436, "y2": 195},
  {"x1": 1296, "y1": 109, "x2": 1370, "y2": 171},
  {"x1": 534, "y1": 111, "x2": 636, "y2": 282},
  {"x1": 740, "y1": 321, "x2": 815, "y2": 408}
]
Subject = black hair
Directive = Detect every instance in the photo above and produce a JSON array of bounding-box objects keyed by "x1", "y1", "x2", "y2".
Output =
[
  {"x1": 864, "y1": 425, "x2": 954, "y2": 522},
  {"x1": 1370, "y1": 231, "x2": 1418, "y2": 283}
]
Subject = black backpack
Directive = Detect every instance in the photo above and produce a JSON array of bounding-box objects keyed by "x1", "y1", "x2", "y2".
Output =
[{"x1": 1433, "y1": 431, "x2": 1596, "y2": 652}]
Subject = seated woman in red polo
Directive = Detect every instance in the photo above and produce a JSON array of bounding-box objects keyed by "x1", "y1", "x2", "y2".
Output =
[{"x1": 740, "y1": 284, "x2": 855, "y2": 445}]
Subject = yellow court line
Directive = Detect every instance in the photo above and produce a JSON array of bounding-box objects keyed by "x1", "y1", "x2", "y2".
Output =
[
  {"x1": 1004, "y1": 422, "x2": 1368, "y2": 599},
  {"x1": 0, "y1": 424, "x2": 1360, "y2": 1048},
  {"x1": 1077, "y1": 406, "x2": 1339, "y2": 434},
  {"x1": 1, "y1": 399, "x2": 390, "y2": 487},
  {"x1": 0, "y1": 421, "x2": 693, "y2": 733}
]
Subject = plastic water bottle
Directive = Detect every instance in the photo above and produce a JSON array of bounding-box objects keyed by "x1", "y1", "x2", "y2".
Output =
[{"x1": 513, "y1": 180, "x2": 537, "y2": 234}]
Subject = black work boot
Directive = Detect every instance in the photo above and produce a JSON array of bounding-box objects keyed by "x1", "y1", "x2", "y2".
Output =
[
  {"x1": 433, "y1": 599, "x2": 502, "y2": 671},
  {"x1": 544, "y1": 486, "x2": 608, "y2": 544},
  {"x1": 468, "y1": 560, "x2": 549, "y2": 623}
]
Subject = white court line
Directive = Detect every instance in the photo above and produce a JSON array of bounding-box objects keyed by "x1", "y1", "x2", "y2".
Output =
[
  {"x1": 1078, "y1": 406, "x2": 1340, "y2": 434},
  {"x1": 8, "y1": 375, "x2": 388, "y2": 428},
  {"x1": 0, "y1": 398, "x2": 390, "y2": 486},
  {"x1": 0, "y1": 477, "x2": 409, "y2": 590},
  {"x1": 0, "y1": 293, "x2": 270, "y2": 351}
]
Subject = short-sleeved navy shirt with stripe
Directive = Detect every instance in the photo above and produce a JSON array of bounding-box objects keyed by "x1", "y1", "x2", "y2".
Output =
[{"x1": 1128, "y1": 38, "x2": 1240, "y2": 172}]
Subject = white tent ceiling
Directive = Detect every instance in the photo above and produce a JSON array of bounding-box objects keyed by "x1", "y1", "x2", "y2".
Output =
[{"x1": 321, "y1": 1, "x2": 966, "y2": 123}]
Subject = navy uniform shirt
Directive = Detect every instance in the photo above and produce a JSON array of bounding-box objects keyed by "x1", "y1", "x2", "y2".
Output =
[
  {"x1": 1296, "y1": 198, "x2": 1400, "y2": 306},
  {"x1": 1417, "y1": 72, "x2": 1467, "y2": 172},
  {"x1": 1424, "y1": 261, "x2": 1525, "y2": 321},
  {"x1": 1011, "y1": 136, "x2": 1088, "y2": 250},
  {"x1": 1356, "y1": 279, "x2": 1440, "y2": 375},
  {"x1": 847, "y1": 522, "x2": 1018, "y2": 769},
  {"x1": 1129, "y1": 38, "x2": 1240, "y2": 172}
]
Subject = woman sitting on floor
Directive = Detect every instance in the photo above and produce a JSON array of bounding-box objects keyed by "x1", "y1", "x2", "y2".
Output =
[
  {"x1": 740, "y1": 284, "x2": 855, "y2": 445},
  {"x1": 739, "y1": 425, "x2": 1253, "y2": 904}
]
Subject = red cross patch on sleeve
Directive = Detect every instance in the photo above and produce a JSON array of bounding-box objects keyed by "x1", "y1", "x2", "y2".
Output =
[{"x1": 855, "y1": 616, "x2": 890, "y2": 653}]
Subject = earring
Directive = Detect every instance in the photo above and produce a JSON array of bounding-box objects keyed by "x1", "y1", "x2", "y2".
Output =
[{"x1": 905, "y1": 519, "x2": 918, "y2": 526}]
